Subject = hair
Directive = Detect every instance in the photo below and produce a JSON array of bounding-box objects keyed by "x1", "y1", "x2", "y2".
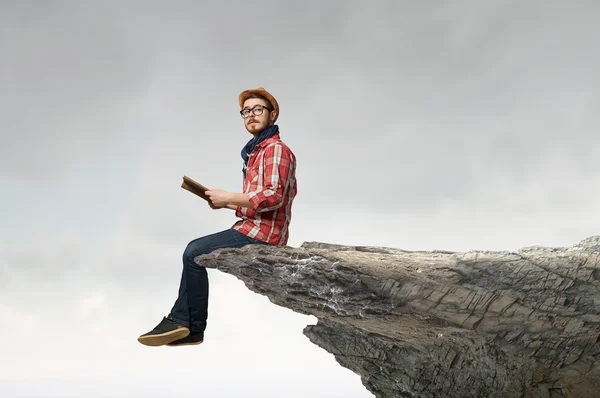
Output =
[{"x1": 245, "y1": 93, "x2": 273, "y2": 110}]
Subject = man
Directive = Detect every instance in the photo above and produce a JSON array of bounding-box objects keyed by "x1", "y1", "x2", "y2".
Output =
[{"x1": 137, "y1": 87, "x2": 297, "y2": 347}]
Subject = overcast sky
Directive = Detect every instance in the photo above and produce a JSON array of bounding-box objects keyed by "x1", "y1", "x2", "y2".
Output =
[{"x1": 1, "y1": 1, "x2": 599, "y2": 397}]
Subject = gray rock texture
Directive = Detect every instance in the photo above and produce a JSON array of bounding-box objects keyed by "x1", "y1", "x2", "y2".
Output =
[{"x1": 196, "y1": 236, "x2": 600, "y2": 398}]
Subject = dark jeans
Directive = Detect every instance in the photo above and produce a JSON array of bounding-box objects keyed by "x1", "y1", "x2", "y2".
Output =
[{"x1": 167, "y1": 228, "x2": 267, "y2": 333}]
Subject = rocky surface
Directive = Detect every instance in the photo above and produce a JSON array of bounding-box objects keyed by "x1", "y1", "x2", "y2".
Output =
[{"x1": 196, "y1": 236, "x2": 600, "y2": 398}]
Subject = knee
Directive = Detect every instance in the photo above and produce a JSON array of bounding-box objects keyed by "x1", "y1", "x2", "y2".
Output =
[
  {"x1": 183, "y1": 241, "x2": 209, "y2": 265},
  {"x1": 183, "y1": 243, "x2": 197, "y2": 264}
]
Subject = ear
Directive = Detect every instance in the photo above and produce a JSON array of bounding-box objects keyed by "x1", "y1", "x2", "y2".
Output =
[{"x1": 270, "y1": 111, "x2": 278, "y2": 122}]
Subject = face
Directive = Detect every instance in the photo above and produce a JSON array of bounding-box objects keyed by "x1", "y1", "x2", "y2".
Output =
[{"x1": 241, "y1": 98, "x2": 277, "y2": 136}]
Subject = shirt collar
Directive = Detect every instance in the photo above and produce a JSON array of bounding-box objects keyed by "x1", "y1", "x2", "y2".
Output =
[{"x1": 256, "y1": 132, "x2": 280, "y2": 149}]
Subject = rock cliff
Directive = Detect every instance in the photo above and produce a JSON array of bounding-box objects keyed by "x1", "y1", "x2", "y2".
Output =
[{"x1": 196, "y1": 236, "x2": 600, "y2": 398}]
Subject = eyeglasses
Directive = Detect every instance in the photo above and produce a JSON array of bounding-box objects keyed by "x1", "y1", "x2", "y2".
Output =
[{"x1": 240, "y1": 105, "x2": 272, "y2": 119}]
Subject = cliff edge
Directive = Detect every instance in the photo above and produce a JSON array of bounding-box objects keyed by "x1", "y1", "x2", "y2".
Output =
[{"x1": 196, "y1": 236, "x2": 600, "y2": 398}]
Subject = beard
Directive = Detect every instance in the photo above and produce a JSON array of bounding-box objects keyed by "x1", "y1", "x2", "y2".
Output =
[{"x1": 245, "y1": 121, "x2": 266, "y2": 135}]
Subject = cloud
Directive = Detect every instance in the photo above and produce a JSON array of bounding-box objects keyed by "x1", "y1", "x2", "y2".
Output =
[
  {"x1": 0, "y1": 231, "x2": 81, "y2": 286},
  {"x1": 0, "y1": 254, "x2": 371, "y2": 398},
  {"x1": 274, "y1": 2, "x2": 599, "y2": 213},
  {"x1": 0, "y1": 3, "x2": 154, "y2": 180},
  {"x1": 1, "y1": 2, "x2": 599, "y2": 397}
]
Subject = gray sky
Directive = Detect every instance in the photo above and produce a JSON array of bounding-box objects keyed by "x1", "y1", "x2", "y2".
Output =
[{"x1": 2, "y1": 1, "x2": 599, "y2": 397}]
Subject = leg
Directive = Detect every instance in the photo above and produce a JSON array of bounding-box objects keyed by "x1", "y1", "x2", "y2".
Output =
[
  {"x1": 165, "y1": 235, "x2": 205, "y2": 328},
  {"x1": 138, "y1": 228, "x2": 266, "y2": 346},
  {"x1": 169, "y1": 228, "x2": 267, "y2": 333}
]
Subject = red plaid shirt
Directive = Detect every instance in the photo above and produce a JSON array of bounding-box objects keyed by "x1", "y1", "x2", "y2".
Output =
[{"x1": 232, "y1": 133, "x2": 297, "y2": 246}]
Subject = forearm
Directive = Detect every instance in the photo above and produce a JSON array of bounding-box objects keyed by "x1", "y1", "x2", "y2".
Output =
[{"x1": 227, "y1": 192, "x2": 252, "y2": 208}]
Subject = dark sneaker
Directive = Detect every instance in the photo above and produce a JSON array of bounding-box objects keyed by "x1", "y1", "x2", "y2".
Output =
[
  {"x1": 137, "y1": 317, "x2": 190, "y2": 346},
  {"x1": 167, "y1": 331, "x2": 204, "y2": 347}
]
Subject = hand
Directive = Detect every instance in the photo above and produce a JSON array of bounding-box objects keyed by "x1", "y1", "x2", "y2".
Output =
[
  {"x1": 205, "y1": 189, "x2": 233, "y2": 208},
  {"x1": 208, "y1": 200, "x2": 223, "y2": 210}
]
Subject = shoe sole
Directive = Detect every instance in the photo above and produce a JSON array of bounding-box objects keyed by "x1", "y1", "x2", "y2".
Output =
[
  {"x1": 137, "y1": 328, "x2": 190, "y2": 346},
  {"x1": 167, "y1": 340, "x2": 204, "y2": 347}
]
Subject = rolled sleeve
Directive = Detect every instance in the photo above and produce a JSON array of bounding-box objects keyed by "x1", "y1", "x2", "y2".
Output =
[{"x1": 247, "y1": 144, "x2": 293, "y2": 212}]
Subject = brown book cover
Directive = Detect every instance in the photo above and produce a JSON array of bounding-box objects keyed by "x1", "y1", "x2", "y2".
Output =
[{"x1": 181, "y1": 175, "x2": 210, "y2": 202}]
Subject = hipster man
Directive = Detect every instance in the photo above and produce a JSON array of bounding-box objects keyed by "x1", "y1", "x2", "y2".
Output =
[{"x1": 138, "y1": 87, "x2": 297, "y2": 346}]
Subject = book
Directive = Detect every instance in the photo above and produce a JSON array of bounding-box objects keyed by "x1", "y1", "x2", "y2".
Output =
[{"x1": 181, "y1": 175, "x2": 210, "y2": 202}]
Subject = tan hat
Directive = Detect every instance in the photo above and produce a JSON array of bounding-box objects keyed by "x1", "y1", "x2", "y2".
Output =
[{"x1": 239, "y1": 87, "x2": 279, "y2": 122}]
